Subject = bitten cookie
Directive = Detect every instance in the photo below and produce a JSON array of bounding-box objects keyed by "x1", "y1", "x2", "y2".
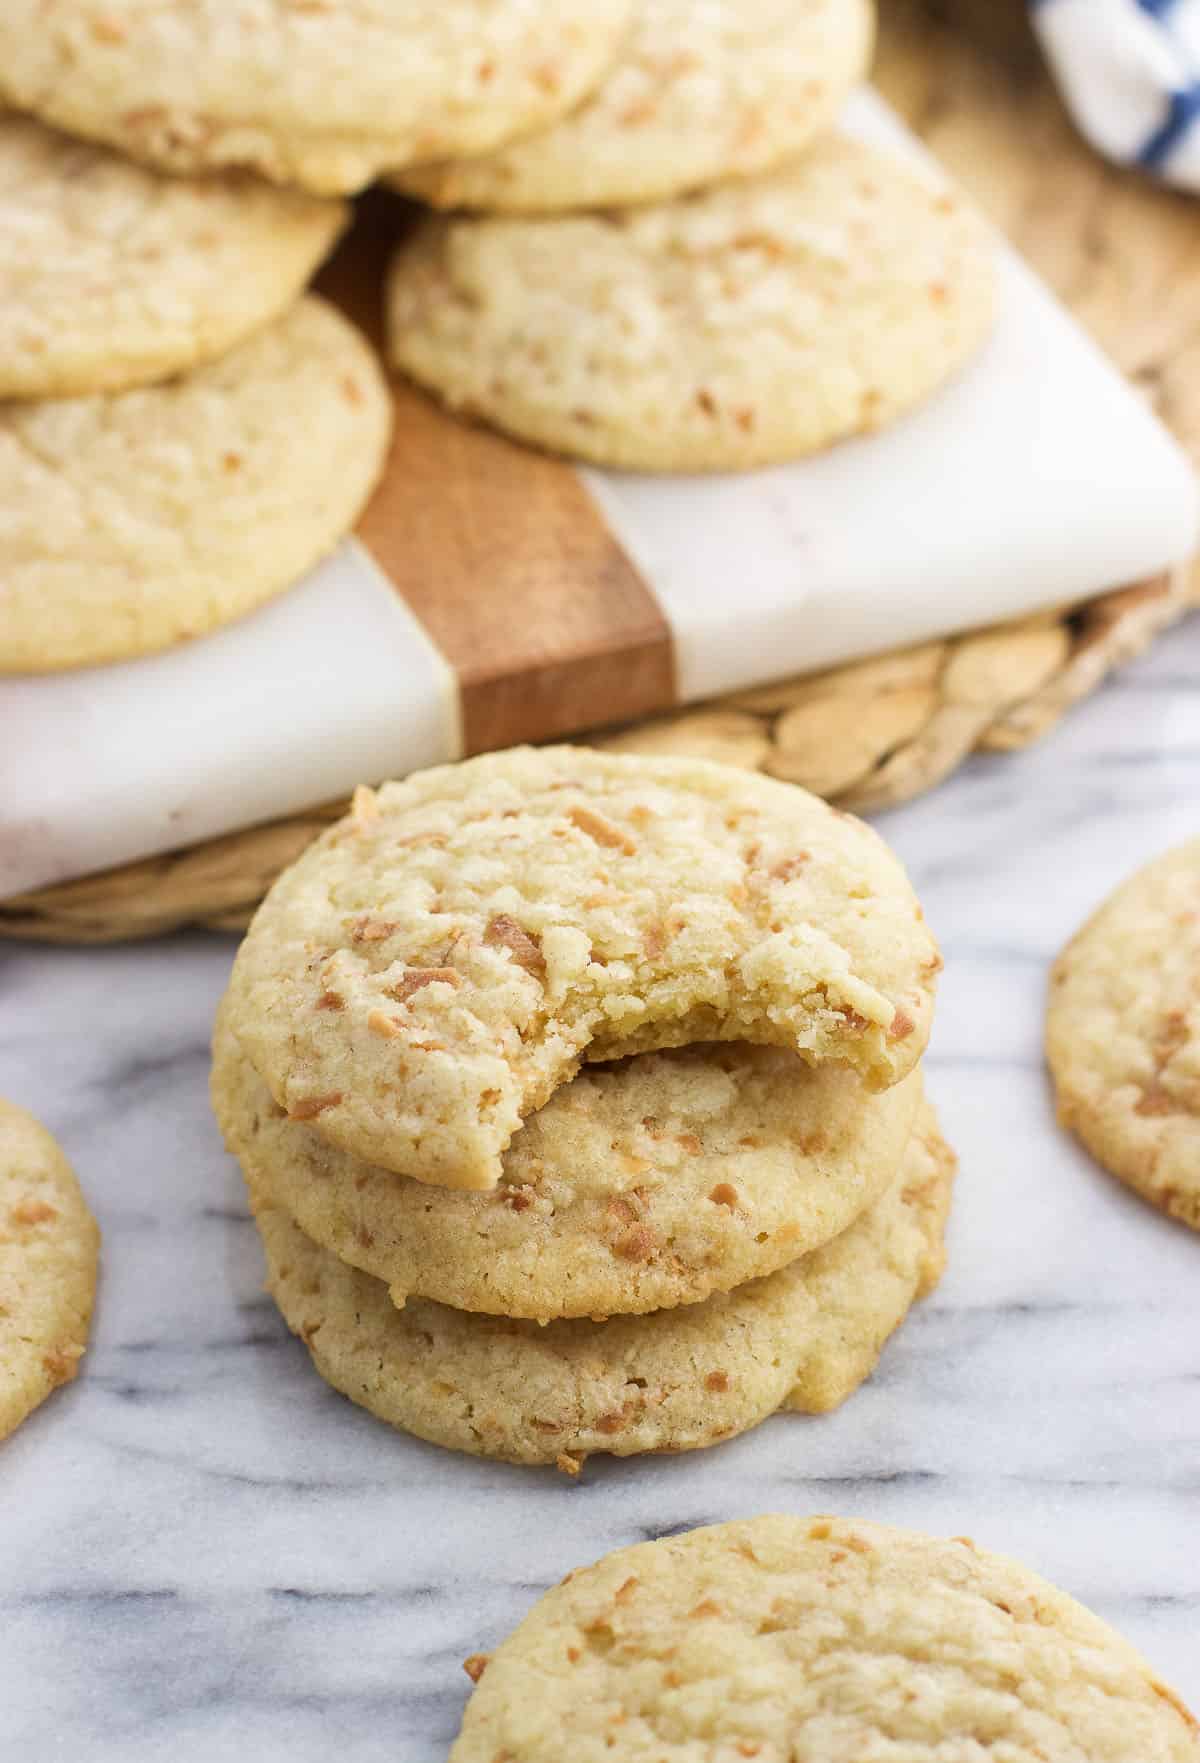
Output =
[
  {"x1": 1047, "y1": 839, "x2": 1200, "y2": 1231},
  {"x1": 0, "y1": 111, "x2": 345, "y2": 398},
  {"x1": 225, "y1": 749, "x2": 939, "y2": 1190},
  {"x1": 0, "y1": 1101, "x2": 99, "y2": 1440},
  {"x1": 214, "y1": 1002, "x2": 921, "y2": 1318},
  {"x1": 388, "y1": 134, "x2": 995, "y2": 471},
  {"x1": 450, "y1": 1516, "x2": 1200, "y2": 1761},
  {"x1": 0, "y1": 0, "x2": 633, "y2": 194},
  {"x1": 395, "y1": 0, "x2": 873, "y2": 213},
  {"x1": 0, "y1": 296, "x2": 390, "y2": 673},
  {"x1": 253, "y1": 1097, "x2": 953, "y2": 1467}
]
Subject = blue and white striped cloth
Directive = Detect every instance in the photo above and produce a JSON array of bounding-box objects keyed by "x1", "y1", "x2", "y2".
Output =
[{"x1": 1031, "y1": 0, "x2": 1200, "y2": 190}]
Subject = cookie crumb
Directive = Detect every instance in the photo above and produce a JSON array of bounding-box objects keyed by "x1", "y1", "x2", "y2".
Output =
[
  {"x1": 11, "y1": 1200, "x2": 57, "y2": 1227},
  {"x1": 613, "y1": 1224, "x2": 658, "y2": 1262},
  {"x1": 41, "y1": 1342, "x2": 84, "y2": 1385},
  {"x1": 484, "y1": 914, "x2": 546, "y2": 976},
  {"x1": 288, "y1": 1092, "x2": 343, "y2": 1120},
  {"x1": 350, "y1": 785, "x2": 379, "y2": 831},
  {"x1": 389, "y1": 968, "x2": 462, "y2": 1003},
  {"x1": 350, "y1": 915, "x2": 398, "y2": 943},
  {"x1": 568, "y1": 805, "x2": 637, "y2": 854}
]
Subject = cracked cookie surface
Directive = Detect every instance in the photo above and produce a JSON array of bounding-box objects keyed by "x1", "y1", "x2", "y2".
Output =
[
  {"x1": 449, "y1": 1514, "x2": 1199, "y2": 1762},
  {"x1": 388, "y1": 134, "x2": 995, "y2": 471},
  {"x1": 1047, "y1": 838, "x2": 1200, "y2": 1231},
  {"x1": 0, "y1": 0, "x2": 633, "y2": 194},
  {"x1": 214, "y1": 1001, "x2": 921, "y2": 1319},
  {"x1": 252, "y1": 1094, "x2": 952, "y2": 1466},
  {"x1": 0, "y1": 111, "x2": 345, "y2": 398},
  {"x1": 0, "y1": 1100, "x2": 99, "y2": 1440},
  {"x1": 225, "y1": 747, "x2": 938, "y2": 1190},
  {"x1": 395, "y1": 0, "x2": 872, "y2": 213},
  {"x1": 0, "y1": 295, "x2": 390, "y2": 672}
]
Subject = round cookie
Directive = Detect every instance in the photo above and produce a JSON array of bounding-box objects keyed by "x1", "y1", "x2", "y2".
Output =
[
  {"x1": 225, "y1": 748, "x2": 939, "y2": 1190},
  {"x1": 252, "y1": 1096, "x2": 953, "y2": 1468},
  {"x1": 387, "y1": 134, "x2": 996, "y2": 472},
  {"x1": 0, "y1": 0, "x2": 633, "y2": 195},
  {"x1": 1, "y1": 1100, "x2": 99, "y2": 1440},
  {"x1": 450, "y1": 1516, "x2": 1200, "y2": 1762},
  {"x1": 1047, "y1": 839, "x2": 1200, "y2": 1232},
  {"x1": 215, "y1": 1000, "x2": 922, "y2": 1319},
  {"x1": 0, "y1": 111, "x2": 346, "y2": 398},
  {"x1": 0, "y1": 296, "x2": 390, "y2": 673},
  {"x1": 395, "y1": 0, "x2": 874, "y2": 213}
]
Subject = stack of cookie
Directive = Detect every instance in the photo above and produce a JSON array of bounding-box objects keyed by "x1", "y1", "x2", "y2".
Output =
[
  {"x1": 0, "y1": 0, "x2": 998, "y2": 682},
  {"x1": 0, "y1": 0, "x2": 635, "y2": 672},
  {"x1": 212, "y1": 746, "x2": 952, "y2": 1472},
  {"x1": 386, "y1": 0, "x2": 997, "y2": 472},
  {"x1": 0, "y1": 116, "x2": 391, "y2": 673}
]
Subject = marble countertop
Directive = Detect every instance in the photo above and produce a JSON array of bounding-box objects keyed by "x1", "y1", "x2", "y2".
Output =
[{"x1": 3, "y1": 613, "x2": 1199, "y2": 1761}]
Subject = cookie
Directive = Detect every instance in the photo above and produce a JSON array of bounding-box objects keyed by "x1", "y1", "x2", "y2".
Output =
[
  {"x1": 1047, "y1": 839, "x2": 1200, "y2": 1231},
  {"x1": 0, "y1": 0, "x2": 633, "y2": 195},
  {"x1": 395, "y1": 0, "x2": 873, "y2": 213},
  {"x1": 0, "y1": 296, "x2": 390, "y2": 673},
  {"x1": 214, "y1": 998, "x2": 922, "y2": 1319},
  {"x1": 450, "y1": 1515, "x2": 1200, "y2": 1761},
  {"x1": 0, "y1": 111, "x2": 345, "y2": 398},
  {"x1": 225, "y1": 748, "x2": 939, "y2": 1190},
  {"x1": 1, "y1": 1101, "x2": 99, "y2": 1440},
  {"x1": 388, "y1": 134, "x2": 996, "y2": 471},
  {"x1": 252, "y1": 1095, "x2": 953, "y2": 1467}
]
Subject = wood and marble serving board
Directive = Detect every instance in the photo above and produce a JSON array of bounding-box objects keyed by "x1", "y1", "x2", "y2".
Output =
[{"x1": 2, "y1": 56, "x2": 1197, "y2": 899}]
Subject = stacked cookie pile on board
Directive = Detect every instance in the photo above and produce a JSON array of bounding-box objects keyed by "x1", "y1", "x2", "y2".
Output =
[
  {"x1": 213, "y1": 746, "x2": 951, "y2": 1472},
  {"x1": 387, "y1": 0, "x2": 997, "y2": 471},
  {"x1": 0, "y1": 0, "x2": 998, "y2": 665},
  {"x1": 0, "y1": 0, "x2": 636, "y2": 672},
  {"x1": 0, "y1": 116, "x2": 390, "y2": 672}
]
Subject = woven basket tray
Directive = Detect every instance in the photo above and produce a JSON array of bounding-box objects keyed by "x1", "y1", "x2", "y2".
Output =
[{"x1": 4, "y1": 0, "x2": 1197, "y2": 944}]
